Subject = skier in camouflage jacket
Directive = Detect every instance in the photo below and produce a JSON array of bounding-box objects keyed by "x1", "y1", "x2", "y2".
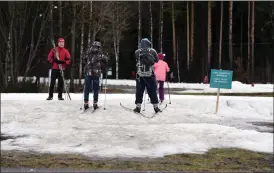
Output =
[{"x1": 82, "y1": 40, "x2": 108, "y2": 110}]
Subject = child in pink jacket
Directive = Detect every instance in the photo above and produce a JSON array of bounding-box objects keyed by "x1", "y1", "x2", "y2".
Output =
[{"x1": 154, "y1": 53, "x2": 170, "y2": 102}]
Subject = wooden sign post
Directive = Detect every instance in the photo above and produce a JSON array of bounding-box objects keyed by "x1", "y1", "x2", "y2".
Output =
[{"x1": 209, "y1": 69, "x2": 233, "y2": 114}]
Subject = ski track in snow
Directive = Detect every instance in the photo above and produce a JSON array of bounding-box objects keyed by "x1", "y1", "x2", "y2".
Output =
[{"x1": 1, "y1": 93, "x2": 273, "y2": 158}]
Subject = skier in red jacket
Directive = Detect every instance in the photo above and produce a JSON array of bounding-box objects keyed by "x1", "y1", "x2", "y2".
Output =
[{"x1": 46, "y1": 37, "x2": 71, "y2": 100}]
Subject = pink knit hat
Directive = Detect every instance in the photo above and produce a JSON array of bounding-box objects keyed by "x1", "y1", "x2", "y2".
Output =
[{"x1": 158, "y1": 53, "x2": 165, "y2": 60}]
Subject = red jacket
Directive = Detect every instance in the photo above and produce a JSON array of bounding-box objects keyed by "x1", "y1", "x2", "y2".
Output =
[{"x1": 48, "y1": 47, "x2": 71, "y2": 70}]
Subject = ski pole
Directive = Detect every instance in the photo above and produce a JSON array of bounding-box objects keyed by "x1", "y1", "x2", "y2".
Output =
[
  {"x1": 100, "y1": 73, "x2": 103, "y2": 92},
  {"x1": 80, "y1": 80, "x2": 85, "y2": 110},
  {"x1": 103, "y1": 71, "x2": 108, "y2": 110},
  {"x1": 166, "y1": 79, "x2": 171, "y2": 104},
  {"x1": 143, "y1": 88, "x2": 146, "y2": 111},
  {"x1": 48, "y1": 69, "x2": 51, "y2": 94}
]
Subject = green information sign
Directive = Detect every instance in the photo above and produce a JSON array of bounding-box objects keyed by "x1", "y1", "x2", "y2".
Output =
[{"x1": 210, "y1": 69, "x2": 233, "y2": 89}]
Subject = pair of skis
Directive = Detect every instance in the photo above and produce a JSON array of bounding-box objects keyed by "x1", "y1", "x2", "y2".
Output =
[
  {"x1": 80, "y1": 106, "x2": 100, "y2": 114},
  {"x1": 120, "y1": 102, "x2": 167, "y2": 119},
  {"x1": 80, "y1": 103, "x2": 167, "y2": 119}
]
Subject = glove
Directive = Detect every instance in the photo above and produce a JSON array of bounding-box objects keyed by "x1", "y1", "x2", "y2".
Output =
[
  {"x1": 65, "y1": 57, "x2": 70, "y2": 65},
  {"x1": 53, "y1": 57, "x2": 65, "y2": 64}
]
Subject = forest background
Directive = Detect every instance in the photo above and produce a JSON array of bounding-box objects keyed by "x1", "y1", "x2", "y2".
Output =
[{"x1": 0, "y1": 1, "x2": 273, "y2": 92}]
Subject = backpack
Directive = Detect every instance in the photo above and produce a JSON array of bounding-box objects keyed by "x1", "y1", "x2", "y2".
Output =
[{"x1": 136, "y1": 48, "x2": 155, "y2": 77}]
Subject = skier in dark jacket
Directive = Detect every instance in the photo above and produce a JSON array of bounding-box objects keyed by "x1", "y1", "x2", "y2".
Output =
[
  {"x1": 82, "y1": 40, "x2": 108, "y2": 110},
  {"x1": 134, "y1": 38, "x2": 161, "y2": 113}
]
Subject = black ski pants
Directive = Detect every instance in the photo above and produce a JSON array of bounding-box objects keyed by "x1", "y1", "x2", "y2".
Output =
[
  {"x1": 135, "y1": 75, "x2": 159, "y2": 105},
  {"x1": 48, "y1": 69, "x2": 64, "y2": 98}
]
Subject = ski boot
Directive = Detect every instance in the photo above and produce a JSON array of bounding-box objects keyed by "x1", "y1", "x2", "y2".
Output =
[
  {"x1": 153, "y1": 105, "x2": 161, "y2": 113},
  {"x1": 46, "y1": 96, "x2": 53, "y2": 100},
  {"x1": 58, "y1": 97, "x2": 64, "y2": 100},
  {"x1": 133, "y1": 104, "x2": 141, "y2": 113},
  {"x1": 84, "y1": 103, "x2": 89, "y2": 110},
  {"x1": 93, "y1": 102, "x2": 99, "y2": 110}
]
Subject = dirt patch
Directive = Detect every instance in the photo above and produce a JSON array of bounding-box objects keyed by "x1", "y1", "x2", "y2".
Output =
[
  {"x1": 250, "y1": 122, "x2": 274, "y2": 133},
  {"x1": 1, "y1": 133, "x2": 28, "y2": 141}
]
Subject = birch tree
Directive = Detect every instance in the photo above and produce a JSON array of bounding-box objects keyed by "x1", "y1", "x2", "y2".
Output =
[
  {"x1": 247, "y1": 1, "x2": 251, "y2": 82},
  {"x1": 23, "y1": 2, "x2": 51, "y2": 82},
  {"x1": 79, "y1": 2, "x2": 85, "y2": 85},
  {"x1": 0, "y1": 2, "x2": 15, "y2": 85},
  {"x1": 110, "y1": 2, "x2": 132, "y2": 79},
  {"x1": 186, "y1": 1, "x2": 190, "y2": 71},
  {"x1": 5, "y1": 2, "x2": 14, "y2": 85},
  {"x1": 166, "y1": 2, "x2": 183, "y2": 81},
  {"x1": 228, "y1": 0, "x2": 233, "y2": 69},
  {"x1": 138, "y1": 1, "x2": 141, "y2": 46},
  {"x1": 58, "y1": 1, "x2": 62, "y2": 36},
  {"x1": 251, "y1": 1, "x2": 255, "y2": 82},
  {"x1": 207, "y1": 1, "x2": 212, "y2": 75},
  {"x1": 0, "y1": 2, "x2": 32, "y2": 85},
  {"x1": 172, "y1": 2, "x2": 176, "y2": 74},
  {"x1": 159, "y1": 1, "x2": 163, "y2": 52},
  {"x1": 87, "y1": 1, "x2": 93, "y2": 47},
  {"x1": 190, "y1": 1, "x2": 194, "y2": 69},
  {"x1": 69, "y1": 2, "x2": 76, "y2": 92},
  {"x1": 218, "y1": 1, "x2": 223, "y2": 69},
  {"x1": 92, "y1": 1, "x2": 115, "y2": 43},
  {"x1": 149, "y1": 1, "x2": 153, "y2": 48},
  {"x1": 49, "y1": 1, "x2": 53, "y2": 40}
]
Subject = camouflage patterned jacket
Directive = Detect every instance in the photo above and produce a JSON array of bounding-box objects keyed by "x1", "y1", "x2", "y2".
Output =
[{"x1": 82, "y1": 44, "x2": 108, "y2": 77}]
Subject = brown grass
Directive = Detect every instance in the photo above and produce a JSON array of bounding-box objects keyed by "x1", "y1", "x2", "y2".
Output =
[{"x1": 1, "y1": 148, "x2": 273, "y2": 172}]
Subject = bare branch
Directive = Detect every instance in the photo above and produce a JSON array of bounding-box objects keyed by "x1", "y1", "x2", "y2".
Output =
[
  {"x1": 23, "y1": 2, "x2": 51, "y2": 79},
  {"x1": 0, "y1": 6, "x2": 8, "y2": 43}
]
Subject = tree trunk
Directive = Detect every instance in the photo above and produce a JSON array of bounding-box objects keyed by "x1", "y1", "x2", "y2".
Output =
[
  {"x1": 251, "y1": 0, "x2": 255, "y2": 82},
  {"x1": 79, "y1": 3, "x2": 85, "y2": 85},
  {"x1": 92, "y1": 25, "x2": 96, "y2": 43},
  {"x1": 59, "y1": 1, "x2": 62, "y2": 36},
  {"x1": 176, "y1": 39, "x2": 180, "y2": 82},
  {"x1": 13, "y1": 2, "x2": 28, "y2": 84},
  {"x1": 113, "y1": 2, "x2": 120, "y2": 79},
  {"x1": 190, "y1": 1, "x2": 194, "y2": 68},
  {"x1": 49, "y1": 1, "x2": 53, "y2": 39},
  {"x1": 172, "y1": 2, "x2": 176, "y2": 80},
  {"x1": 138, "y1": 1, "x2": 141, "y2": 46},
  {"x1": 159, "y1": 1, "x2": 163, "y2": 52},
  {"x1": 9, "y1": 2, "x2": 14, "y2": 84},
  {"x1": 10, "y1": 26, "x2": 14, "y2": 84},
  {"x1": 116, "y1": 39, "x2": 120, "y2": 80},
  {"x1": 113, "y1": 18, "x2": 117, "y2": 79},
  {"x1": 13, "y1": 26, "x2": 18, "y2": 84},
  {"x1": 23, "y1": 17, "x2": 36, "y2": 82},
  {"x1": 70, "y1": 4, "x2": 76, "y2": 92},
  {"x1": 88, "y1": 1, "x2": 93, "y2": 47},
  {"x1": 207, "y1": 1, "x2": 212, "y2": 76},
  {"x1": 228, "y1": 0, "x2": 233, "y2": 69},
  {"x1": 186, "y1": 1, "x2": 190, "y2": 71},
  {"x1": 149, "y1": 1, "x2": 153, "y2": 48},
  {"x1": 4, "y1": 2, "x2": 15, "y2": 86},
  {"x1": 266, "y1": 57, "x2": 270, "y2": 83},
  {"x1": 218, "y1": 1, "x2": 223, "y2": 69},
  {"x1": 5, "y1": 28, "x2": 12, "y2": 86},
  {"x1": 247, "y1": 1, "x2": 250, "y2": 83},
  {"x1": 240, "y1": 11, "x2": 243, "y2": 64},
  {"x1": 114, "y1": 42, "x2": 119, "y2": 80}
]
